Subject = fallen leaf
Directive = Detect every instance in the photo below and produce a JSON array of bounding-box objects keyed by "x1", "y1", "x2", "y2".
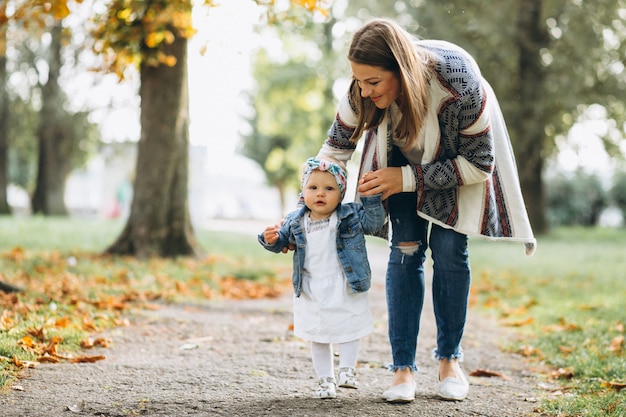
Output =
[
  {"x1": 42, "y1": 335, "x2": 63, "y2": 356},
  {"x1": 551, "y1": 367, "x2": 574, "y2": 379},
  {"x1": 37, "y1": 354, "x2": 60, "y2": 364},
  {"x1": 19, "y1": 335, "x2": 37, "y2": 349},
  {"x1": 54, "y1": 317, "x2": 72, "y2": 328},
  {"x1": 517, "y1": 345, "x2": 545, "y2": 359},
  {"x1": 68, "y1": 355, "x2": 106, "y2": 363},
  {"x1": 600, "y1": 380, "x2": 626, "y2": 391},
  {"x1": 0, "y1": 310, "x2": 15, "y2": 330},
  {"x1": 608, "y1": 335, "x2": 624, "y2": 354},
  {"x1": 80, "y1": 337, "x2": 112, "y2": 349},
  {"x1": 82, "y1": 318, "x2": 98, "y2": 332},
  {"x1": 505, "y1": 317, "x2": 534, "y2": 327},
  {"x1": 469, "y1": 368, "x2": 511, "y2": 380},
  {"x1": 93, "y1": 337, "x2": 112, "y2": 348},
  {"x1": 558, "y1": 345, "x2": 575, "y2": 355}
]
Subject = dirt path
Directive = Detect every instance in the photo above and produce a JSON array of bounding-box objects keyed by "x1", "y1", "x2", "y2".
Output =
[{"x1": 1, "y1": 226, "x2": 543, "y2": 417}]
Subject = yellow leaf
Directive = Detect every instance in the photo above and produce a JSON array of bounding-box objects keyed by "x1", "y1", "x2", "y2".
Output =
[
  {"x1": 116, "y1": 8, "x2": 132, "y2": 23},
  {"x1": 54, "y1": 317, "x2": 72, "y2": 328},
  {"x1": 505, "y1": 316, "x2": 534, "y2": 327},
  {"x1": 600, "y1": 380, "x2": 626, "y2": 391},
  {"x1": 50, "y1": 0, "x2": 70, "y2": 19},
  {"x1": 163, "y1": 30, "x2": 175, "y2": 45},
  {"x1": 145, "y1": 32, "x2": 162, "y2": 48},
  {"x1": 19, "y1": 335, "x2": 36, "y2": 348}
]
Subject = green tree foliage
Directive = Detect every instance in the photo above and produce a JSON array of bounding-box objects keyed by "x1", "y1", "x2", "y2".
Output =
[
  {"x1": 0, "y1": 6, "x2": 9, "y2": 214},
  {"x1": 91, "y1": 0, "x2": 329, "y2": 257},
  {"x1": 610, "y1": 170, "x2": 626, "y2": 223},
  {"x1": 327, "y1": 0, "x2": 626, "y2": 232},
  {"x1": 243, "y1": 16, "x2": 339, "y2": 212},
  {"x1": 546, "y1": 170, "x2": 609, "y2": 226},
  {"x1": 2, "y1": 0, "x2": 101, "y2": 214}
]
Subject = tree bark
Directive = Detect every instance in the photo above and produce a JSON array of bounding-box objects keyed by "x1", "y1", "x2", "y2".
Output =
[
  {"x1": 31, "y1": 22, "x2": 73, "y2": 215},
  {"x1": 0, "y1": 280, "x2": 22, "y2": 293},
  {"x1": 0, "y1": 25, "x2": 10, "y2": 214},
  {"x1": 105, "y1": 33, "x2": 199, "y2": 258},
  {"x1": 511, "y1": 0, "x2": 550, "y2": 234}
]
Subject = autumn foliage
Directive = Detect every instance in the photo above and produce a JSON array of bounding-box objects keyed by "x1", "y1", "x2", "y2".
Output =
[{"x1": 0, "y1": 246, "x2": 290, "y2": 385}]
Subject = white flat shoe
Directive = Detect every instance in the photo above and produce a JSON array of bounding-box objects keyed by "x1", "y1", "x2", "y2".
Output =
[
  {"x1": 338, "y1": 367, "x2": 358, "y2": 389},
  {"x1": 382, "y1": 382, "x2": 416, "y2": 403},
  {"x1": 316, "y1": 377, "x2": 337, "y2": 399},
  {"x1": 437, "y1": 373, "x2": 469, "y2": 401}
]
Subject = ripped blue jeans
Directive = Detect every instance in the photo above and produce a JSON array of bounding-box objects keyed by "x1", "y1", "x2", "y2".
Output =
[{"x1": 386, "y1": 166, "x2": 470, "y2": 373}]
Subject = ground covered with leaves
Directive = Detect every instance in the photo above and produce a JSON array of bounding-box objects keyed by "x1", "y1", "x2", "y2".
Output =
[
  {"x1": 1, "y1": 220, "x2": 624, "y2": 416},
  {"x1": 0, "y1": 245, "x2": 290, "y2": 388},
  {"x1": 0, "y1": 243, "x2": 545, "y2": 416}
]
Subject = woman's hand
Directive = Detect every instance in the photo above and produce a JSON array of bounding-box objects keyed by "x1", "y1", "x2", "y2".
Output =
[{"x1": 358, "y1": 167, "x2": 403, "y2": 200}]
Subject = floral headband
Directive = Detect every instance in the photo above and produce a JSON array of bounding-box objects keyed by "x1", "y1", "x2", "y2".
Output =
[{"x1": 302, "y1": 157, "x2": 347, "y2": 199}]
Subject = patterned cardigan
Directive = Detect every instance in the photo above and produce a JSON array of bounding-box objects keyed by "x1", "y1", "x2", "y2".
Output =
[{"x1": 318, "y1": 40, "x2": 536, "y2": 255}]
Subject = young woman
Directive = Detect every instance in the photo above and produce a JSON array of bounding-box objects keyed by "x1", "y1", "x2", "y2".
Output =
[{"x1": 316, "y1": 18, "x2": 536, "y2": 402}]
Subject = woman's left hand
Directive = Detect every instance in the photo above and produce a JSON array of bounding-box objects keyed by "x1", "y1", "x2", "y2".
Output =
[{"x1": 357, "y1": 167, "x2": 403, "y2": 200}]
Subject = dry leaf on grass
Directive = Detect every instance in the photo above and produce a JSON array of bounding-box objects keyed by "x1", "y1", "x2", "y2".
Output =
[
  {"x1": 551, "y1": 367, "x2": 575, "y2": 379},
  {"x1": 608, "y1": 335, "x2": 624, "y2": 354},
  {"x1": 504, "y1": 316, "x2": 534, "y2": 327},
  {"x1": 600, "y1": 380, "x2": 626, "y2": 391},
  {"x1": 516, "y1": 345, "x2": 545, "y2": 359},
  {"x1": 558, "y1": 345, "x2": 575, "y2": 355}
]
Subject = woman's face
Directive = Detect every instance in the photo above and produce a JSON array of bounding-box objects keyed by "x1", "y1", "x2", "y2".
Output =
[{"x1": 350, "y1": 61, "x2": 401, "y2": 109}]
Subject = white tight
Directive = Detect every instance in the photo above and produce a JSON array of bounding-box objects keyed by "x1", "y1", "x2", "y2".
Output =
[{"x1": 310, "y1": 339, "x2": 360, "y2": 379}]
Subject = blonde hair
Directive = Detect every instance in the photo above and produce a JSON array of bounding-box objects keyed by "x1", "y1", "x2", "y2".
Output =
[{"x1": 348, "y1": 18, "x2": 432, "y2": 151}]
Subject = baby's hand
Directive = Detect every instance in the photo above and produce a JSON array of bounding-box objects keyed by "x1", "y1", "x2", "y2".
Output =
[{"x1": 263, "y1": 225, "x2": 280, "y2": 244}]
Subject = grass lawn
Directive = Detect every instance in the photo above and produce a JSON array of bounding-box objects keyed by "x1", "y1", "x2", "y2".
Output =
[
  {"x1": 0, "y1": 216, "x2": 292, "y2": 389},
  {"x1": 469, "y1": 227, "x2": 626, "y2": 417},
  {"x1": 0, "y1": 217, "x2": 624, "y2": 416}
]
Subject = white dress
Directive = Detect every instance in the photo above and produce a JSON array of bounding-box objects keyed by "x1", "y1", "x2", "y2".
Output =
[{"x1": 293, "y1": 212, "x2": 374, "y2": 344}]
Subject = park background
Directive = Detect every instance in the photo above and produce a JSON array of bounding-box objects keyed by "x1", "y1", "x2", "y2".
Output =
[{"x1": 0, "y1": 1, "x2": 625, "y2": 416}]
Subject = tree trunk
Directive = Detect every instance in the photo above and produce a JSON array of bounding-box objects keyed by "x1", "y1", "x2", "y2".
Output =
[
  {"x1": 31, "y1": 23, "x2": 72, "y2": 215},
  {"x1": 0, "y1": 25, "x2": 10, "y2": 214},
  {"x1": 105, "y1": 33, "x2": 199, "y2": 258},
  {"x1": 511, "y1": 0, "x2": 549, "y2": 235},
  {"x1": 0, "y1": 280, "x2": 22, "y2": 293}
]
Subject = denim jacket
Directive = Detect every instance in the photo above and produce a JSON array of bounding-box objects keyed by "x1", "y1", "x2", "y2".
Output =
[{"x1": 258, "y1": 194, "x2": 385, "y2": 297}]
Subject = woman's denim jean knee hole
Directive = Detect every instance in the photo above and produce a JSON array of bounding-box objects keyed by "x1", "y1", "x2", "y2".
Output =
[{"x1": 395, "y1": 243, "x2": 420, "y2": 262}]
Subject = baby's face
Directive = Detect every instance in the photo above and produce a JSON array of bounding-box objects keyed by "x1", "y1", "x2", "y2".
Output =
[{"x1": 303, "y1": 170, "x2": 342, "y2": 220}]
